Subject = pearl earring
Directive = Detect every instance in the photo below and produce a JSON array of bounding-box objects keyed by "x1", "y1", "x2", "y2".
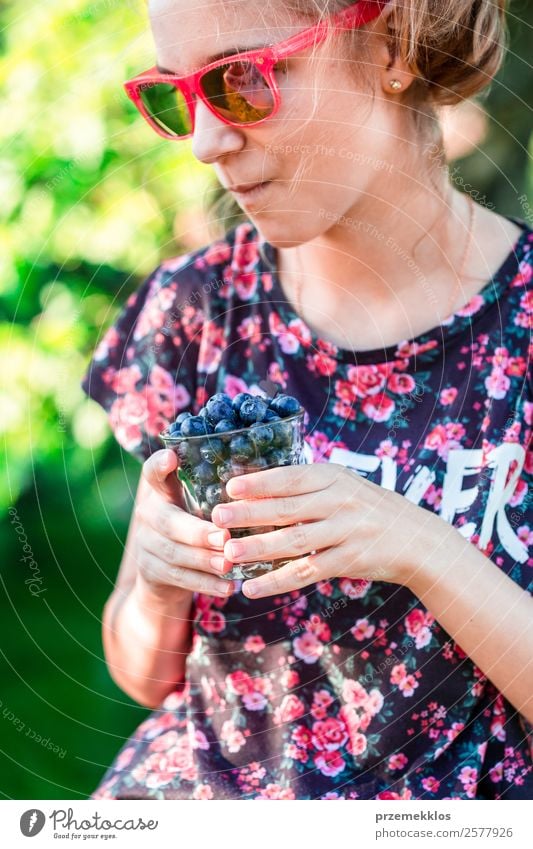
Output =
[{"x1": 389, "y1": 79, "x2": 402, "y2": 90}]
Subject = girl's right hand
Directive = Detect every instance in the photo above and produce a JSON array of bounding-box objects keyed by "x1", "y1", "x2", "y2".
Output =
[{"x1": 134, "y1": 448, "x2": 235, "y2": 601}]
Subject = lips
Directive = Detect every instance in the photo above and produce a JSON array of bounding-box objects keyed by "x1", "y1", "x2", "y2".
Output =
[{"x1": 227, "y1": 181, "x2": 269, "y2": 193}]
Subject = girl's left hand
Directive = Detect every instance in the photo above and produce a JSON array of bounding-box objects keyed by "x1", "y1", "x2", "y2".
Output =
[{"x1": 210, "y1": 463, "x2": 446, "y2": 599}]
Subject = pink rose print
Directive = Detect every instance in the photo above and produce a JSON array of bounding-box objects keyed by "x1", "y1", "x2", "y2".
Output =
[
  {"x1": 293, "y1": 631, "x2": 324, "y2": 664},
  {"x1": 256, "y1": 784, "x2": 295, "y2": 800},
  {"x1": 148, "y1": 730, "x2": 179, "y2": 752},
  {"x1": 220, "y1": 721, "x2": 246, "y2": 754},
  {"x1": 193, "y1": 783, "x2": 214, "y2": 799},
  {"x1": 203, "y1": 241, "x2": 232, "y2": 266},
  {"x1": 110, "y1": 364, "x2": 143, "y2": 394},
  {"x1": 390, "y1": 663, "x2": 419, "y2": 697},
  {"x1": 273, "y1": 694, "x2": 305, "y2": 725},
  {"x1": 362, "y1": 392, "x2": 396, "y2": 423},
  {"x1": 244, "y1": 635, "x2": 266, "y2": 653},
  {"x1": 347, "y1": 364, "x2": 391, "y2": 397},
  {"x1": 225, "y1": 670, "x2": 256, "y2": 696},
  {"x1": 114, "y1": 746, "x2": 136, "y2": 771},
  {"x1": 314, "y1": 750, "x2": 346, "y2": 777},
  {"x1": 439, "y1": 387, "x2": 458, "y2": 405},
  {"x1": 198, "y1": 610, "x2": 226, "y2": 633},
  {"x1": 376, "y1": 789, "x2": 413, "y2": 799},
  {"x1": 350, "y1": 618, "x2": 376, "y2": 641},
  {"x1": 306, "y1": 350, "x2": 338, "y2": 377},
  {"x1": 387, "y1": 372, "x2": 417, "y2": 395},
  {"x1": 341, "y1": 679, "x2": 369, "y2": 708},
  {"x1": 242, "y1": 691, "x2": 268, "y2": 711},
  {"x1": 456, "y1": 293, "x2": 484, "y2": 317},
  {"x1": 404, "y1": 608, "x2": 434, "y2": 649},
  {"x1": 280, "y1": 669, "x2": 300, "y2": 689},
  {"x1": 311, "y1": 717, "x2": 349, "y2": 751},
  {"x1": 388, "y1": 752, "x2": 408, "y2": 770},
  {"x1": 93, "y1": 326, "x2": 120, "y2": 362},
  {"x1": 339, "y1": 578, "x2": 371, "y2": 599}
]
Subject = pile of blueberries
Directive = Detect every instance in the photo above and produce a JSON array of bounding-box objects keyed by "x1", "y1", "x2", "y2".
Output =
[{"x1": 162, "y1": 391, "x2": 303, "y2": 518}]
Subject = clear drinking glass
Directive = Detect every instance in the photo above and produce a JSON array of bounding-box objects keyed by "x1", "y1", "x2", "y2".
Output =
[{"x1": 159, "y1": 408, "x2": 307, "y2": 580}]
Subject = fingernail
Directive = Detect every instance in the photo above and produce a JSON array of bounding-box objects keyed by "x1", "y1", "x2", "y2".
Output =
[
  {"x1": 244, "y1": 581, "x2": 259, "y2": 597},
  {"x1": 216, "y1": 581, "x2": 233, "y2": 595},
  {"x1": 159, "y1": 451, "x2": 170, "y2": 470},
  {"x1": 228, "y1": 541, "x2": 245, "y2": 559},
  {"x1": 210, "y1": 555, "x2": 226, "y2": 572},
  {"x1": 228, "y1": 478, "x2": 245, "y2": 498},
  {"x1": 216, "y1": 507, "x2": 231, "y2": 524},
  {"x1": 208, "y1": 531, "x2": 226, "y2": 548}
]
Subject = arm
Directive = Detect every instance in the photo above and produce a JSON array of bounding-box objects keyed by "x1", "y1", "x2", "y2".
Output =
[
  {"x1": 102, "y1": 473, "x2": 194, "y2": 710},
  {"x1": 408, "y1": 521, "x2": 533, "y2": 725}
]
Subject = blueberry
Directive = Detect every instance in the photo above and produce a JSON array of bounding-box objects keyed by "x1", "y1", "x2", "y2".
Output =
[
  {"x1": 249, "y1": 423, "x2": 274, "y2": 452},
  {"x1": 168, "y1": 421, "x2": 182, "y2": 435},
  {"x1": 199, "y1": 500, "x2": 212, "y2": 520},
  {"x1": 206, "y1": 393, "x2": 234, "y2": 423},
  {"x1": 176, "y1": 411, "x2": 192, "y2": 425},
  {"x1": 263, "y1": 409, "x2": 281, "y2": 424},
  {"x1": 239, "y1": 395, "x2": 269, "y2": 425},
  {"x1": 246, "y1": 457, "x2": 270, "y2": 472},
  {"x1": 193, "y1": 460, "x2": 219, "y2": 485},
  {"x1": 205, "y1": 483, "x2": 230, "y2": 507},
  {"x1": 264, "y1": 447, "x2": 291, "y2": 466},
  {"x1": 217, "y1": 460, "x2": 250, "y2": 482},
  {"x1": 198, "y1": 407, "x2": 218, "y2": 432},
  {"x1": 180, "y1": 415, "x2": 209, "y2": 437},
  {"x1": 229, "y1": 433, "x2": 257, "y2": 463},
  {"x1": 216, "y1": 460, "x2": 234, "y2": 483},
  {"x1": 269, "y1": 394, "x2": 301, "y2": 417},
  {"x1": 175, "y1": 439, "x2": 201, "y2": 467},
  {"x1": 271, "y1": 420, "x2": 294, "y2": 450},
  {"x1": 199, "y1": 437, "x2": 227, "y2": 464},
  {"x1": 232, "y1": 392, "x2": 253, "y2": 415},
  {"x1": 214, "y1": 418, "x2": 238, "y2": 434}
]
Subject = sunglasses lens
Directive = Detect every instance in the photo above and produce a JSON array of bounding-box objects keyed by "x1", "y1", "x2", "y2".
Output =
[
  {"x1": 200, "y1": 60, "x2": 275, "y2": 124},
  {"x1": 138, "y1": 82, "x2": 192, "y2": 137}
]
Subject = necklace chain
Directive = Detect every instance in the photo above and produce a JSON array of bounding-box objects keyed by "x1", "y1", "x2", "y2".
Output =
[{"x1": 293, "y1": 193, "x2": 477, "y2": 327}]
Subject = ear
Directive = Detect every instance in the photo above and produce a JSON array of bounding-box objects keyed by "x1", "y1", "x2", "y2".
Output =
[{"x1": 370, "y1": 5, "x2": 416, "y2": 96}]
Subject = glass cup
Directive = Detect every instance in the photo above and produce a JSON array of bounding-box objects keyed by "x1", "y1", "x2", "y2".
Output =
[{"x1": 159, "y1": 408, "x2": 308, "y2": 580}]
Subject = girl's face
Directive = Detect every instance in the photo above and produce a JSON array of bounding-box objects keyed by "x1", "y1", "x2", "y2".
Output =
[{"x1": 149, "y1": 0, "x2": 408, "y2": 247}]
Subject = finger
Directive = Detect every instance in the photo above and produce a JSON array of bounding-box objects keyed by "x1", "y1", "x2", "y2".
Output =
[
  {"x1": 241, "y1": 552, "x2": 324, "y2": 599},
  {"x1": 136, "y1": 497, "x2": 231, "y2": 552},
  {"x1": 139, "y1": 548, "x2": 234, "y2": 598},
  {"x1": 142, "y1": 525, "x2": 233, "y2": 577},
  {"x1": 222, "y1": 520, "x2": 330, "y2": 566},
  {"x1": 225, "y1": 462, "x2": 344, "y2": 500},
  {"x1": 211, "y1": 490, "x2": 325, "y2": 529},
  {"x1": 142, "y1": 449, "x2": 184, "y2": 506}
]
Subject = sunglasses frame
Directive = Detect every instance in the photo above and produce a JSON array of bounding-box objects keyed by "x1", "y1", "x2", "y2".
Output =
[{"x1": 124, "y1": 1, "x2": 388, "y2": 140}]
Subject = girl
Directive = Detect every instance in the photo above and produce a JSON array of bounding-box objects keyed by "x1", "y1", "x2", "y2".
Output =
[{"x1": 81, "y1": 0, "x2": 532, "y2": 799}]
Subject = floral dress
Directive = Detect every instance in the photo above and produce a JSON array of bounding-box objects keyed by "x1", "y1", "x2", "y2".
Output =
[{"x1": 80, "y1": 218, "x2": 533, "y2": 800}]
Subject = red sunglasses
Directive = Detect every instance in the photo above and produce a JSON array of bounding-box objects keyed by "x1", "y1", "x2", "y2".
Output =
[{"x1": 124, "y1": 1, "x2": 388, "y2": 140}]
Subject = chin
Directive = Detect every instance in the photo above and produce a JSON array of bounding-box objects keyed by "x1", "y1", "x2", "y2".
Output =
[{"x1": 250, "y1": 218, "x2": 318, "y2": 250}]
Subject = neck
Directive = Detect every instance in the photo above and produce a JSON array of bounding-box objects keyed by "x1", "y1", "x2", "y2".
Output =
[
  {"x1": 279, "y1": 182, "x2": 474, "y2": 313},
  {"x1": 273, "y1": 180, "x2": 484, "y2": 351}
]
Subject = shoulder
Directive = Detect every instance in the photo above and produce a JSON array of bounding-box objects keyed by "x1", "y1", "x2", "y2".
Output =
[{"x1": 156, "y1": 220, "x2": 264, "y2": 285}]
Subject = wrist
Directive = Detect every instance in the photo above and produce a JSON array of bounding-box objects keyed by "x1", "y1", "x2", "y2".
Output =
[
  {"x1": 133, "y1": 574, "x2": 194, "y2": 615},
  {"x1": 406, "y1": 517, "x2": 470, "y2": 597}
]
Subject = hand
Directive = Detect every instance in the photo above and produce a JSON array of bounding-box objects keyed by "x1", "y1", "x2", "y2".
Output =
[
  {"x1": 135, "y1": 449, "x2": 235, "y2": 601},
  {"x1": 210, "y1": 462, "x2": 446, "y2": 598}
]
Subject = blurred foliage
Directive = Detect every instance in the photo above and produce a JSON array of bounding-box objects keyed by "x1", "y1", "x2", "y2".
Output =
[{"x1": 0, "y1": 0, "x2": 531, "y2": 799}]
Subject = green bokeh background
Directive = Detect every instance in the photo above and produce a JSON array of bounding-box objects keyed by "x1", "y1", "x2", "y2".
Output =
[{"x1": 1, "y1": 0, "x2": 531, "y2": 799}]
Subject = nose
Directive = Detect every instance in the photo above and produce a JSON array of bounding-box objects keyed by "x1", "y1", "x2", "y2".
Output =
[{"x1": 190, "y1": 97, "x2": 246, "y2": 164}]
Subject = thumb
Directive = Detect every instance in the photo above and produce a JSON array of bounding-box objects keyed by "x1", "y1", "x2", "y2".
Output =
[{"x1": 142, "y1": 448, "x2": 184, "y2": 506}]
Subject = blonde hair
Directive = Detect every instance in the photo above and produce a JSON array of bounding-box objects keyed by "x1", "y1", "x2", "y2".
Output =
[{"x1": 202, "y1": 0, "x2": 509, "y2": 239}]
